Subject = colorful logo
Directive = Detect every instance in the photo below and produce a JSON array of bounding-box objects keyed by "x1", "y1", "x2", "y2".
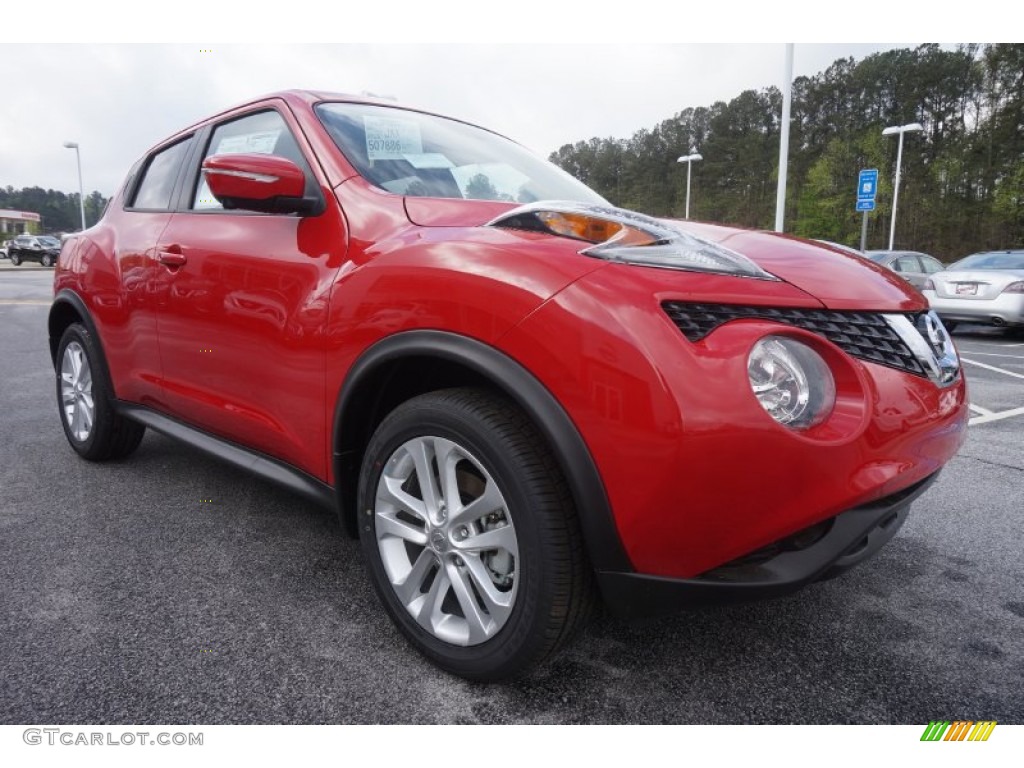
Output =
[{"x1": 921, "y1": 721, "x2": 997, "y2": 742}]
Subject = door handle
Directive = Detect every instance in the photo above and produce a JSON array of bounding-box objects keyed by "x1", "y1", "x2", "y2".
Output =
[{"x1": 156, "y1": 246, "x2": 187, "y2": 268}]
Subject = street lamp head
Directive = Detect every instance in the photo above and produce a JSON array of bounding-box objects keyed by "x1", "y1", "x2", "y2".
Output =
[
  {"x1": 63, "y1": 141, "x2": 79, "y2": 149},
  {"x1": 882, "y1": 123, "x2": 924, "y2": 136},
  {"x1": 677, "y1": 153, "x2": 703, "y2": 163}
]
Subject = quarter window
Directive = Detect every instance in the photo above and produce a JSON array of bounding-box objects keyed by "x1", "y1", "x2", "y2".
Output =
[{"x1": 130, "y1": 139, "x2": 192, "y2": 210}]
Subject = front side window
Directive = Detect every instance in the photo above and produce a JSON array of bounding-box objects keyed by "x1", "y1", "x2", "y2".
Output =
[
  {"x1": 315, "y1": 102, "x2": 606, "y2": 205},
  {"x1": 192, "y1": 110, "x2": 311, "y2": 211},
  {"x1": 131, "y1": 138, "x2": 192, "y2": 210}
]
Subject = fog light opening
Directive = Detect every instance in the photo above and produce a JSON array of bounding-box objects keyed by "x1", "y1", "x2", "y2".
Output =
[{"x1": 747, "y1": 336, "x2": 836, "y2": 430}]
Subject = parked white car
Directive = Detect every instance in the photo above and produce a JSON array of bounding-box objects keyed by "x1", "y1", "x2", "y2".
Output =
[{"x1": 923, "y1": 250, "x2": 1024, "y2": 331}]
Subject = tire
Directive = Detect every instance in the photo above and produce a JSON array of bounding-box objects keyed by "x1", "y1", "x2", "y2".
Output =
[
  {"x1": 41, "y1": 254, "x2": 54, "y2": 267},
  {"x1": 357, "y1": 388, "x2": 595, "y2": 681},
  {"x1": 56, "y1": 323, "x2": 145, "y2": 461},
  {"x1": 942, "y1": 320, "x2": 958, "y2": 333},
  {"x1": 9, "y1": 253, "x2": 20, "y2": 266}
]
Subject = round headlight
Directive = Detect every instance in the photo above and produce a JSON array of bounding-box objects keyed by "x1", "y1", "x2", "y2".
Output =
[{"x1": 747, "y1": 336, "x2": 836, "y2": 429}]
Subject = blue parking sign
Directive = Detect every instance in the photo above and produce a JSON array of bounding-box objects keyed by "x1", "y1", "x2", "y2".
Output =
[{"x1": 857, "y1": 169, "x2": 878, "y2": 201}]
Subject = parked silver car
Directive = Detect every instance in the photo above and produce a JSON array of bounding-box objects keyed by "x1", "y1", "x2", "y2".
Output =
[
  {"x1": 865, "y1": 250, "x2": 946, "y2": 290},
  {"x1": 923, "y1": 250, "x2": 1024, "y2": 331}
]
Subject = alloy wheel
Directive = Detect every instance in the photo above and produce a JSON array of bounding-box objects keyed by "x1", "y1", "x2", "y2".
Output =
[
  {"x1": 374, "y1": 435, "x2": 519, "y2": 646},
  {"x1": 61, "y1": 341, "x2": 94, "y2": 441}
]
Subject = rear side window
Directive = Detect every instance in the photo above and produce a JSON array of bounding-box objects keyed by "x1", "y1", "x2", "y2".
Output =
[
  {"x1": 920, "y1": 256, "x2": 945, "y2": 273},
  {"x1": 893, "y1": 256, "x2": 920, "y2": 273},
  {"x1": 130, "y1": 139, "x2": 192, "y2": 210}
]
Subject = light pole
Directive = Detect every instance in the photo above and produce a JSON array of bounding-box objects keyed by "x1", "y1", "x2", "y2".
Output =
[
  {"x1": 881, "y1": 122, "x2": 923, "y2": 250},
  {"x1": 63, "y1": 141, "x2": 87, "y2": 231},
  {"x1": 677, "y1": 153, "x2": 702, "y2": 220},
  {"x1": 775, "y1": 43, "x2": 794, "y2": 233}
]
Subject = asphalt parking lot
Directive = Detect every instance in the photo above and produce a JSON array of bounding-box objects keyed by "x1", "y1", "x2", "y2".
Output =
[{"x1": 1, "y1": 268, "x2": 1021, "y2": 724}]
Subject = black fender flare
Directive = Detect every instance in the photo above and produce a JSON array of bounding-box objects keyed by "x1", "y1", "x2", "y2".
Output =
[
  {"x1": 332, "y1": 330, "x2": 633, "y2": 573},
  {"x1": 48, "y1": 289, "x2": 114, "y2": 387}
]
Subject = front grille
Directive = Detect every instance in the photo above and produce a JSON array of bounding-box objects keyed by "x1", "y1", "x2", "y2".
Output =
[{"x1": 661, "y1": 302, "x2": 926, "y2": 377}]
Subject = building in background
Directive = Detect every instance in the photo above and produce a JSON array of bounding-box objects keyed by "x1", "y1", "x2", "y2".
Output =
[{"x1": 0, "y1": 209, "x2": 42, "y2": 236}]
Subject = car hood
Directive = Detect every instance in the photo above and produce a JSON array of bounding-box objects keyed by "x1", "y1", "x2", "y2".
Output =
[
  {"x1": 659, "y1": 220, "x2": 924, "y2": 311},
  {"x1": 405, "y1": 197, "x2": 926, "y2": 312}
]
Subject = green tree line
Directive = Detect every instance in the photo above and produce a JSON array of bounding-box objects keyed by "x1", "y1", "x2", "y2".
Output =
[
  {"x1": 549, "y1": 44, "x2": 1024, "y2": 261},
  {"x1": 0, "y1": 186, "x2": 109, "y2": 234}
]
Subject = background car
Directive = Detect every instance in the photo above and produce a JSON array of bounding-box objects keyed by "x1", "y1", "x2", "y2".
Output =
[
  {"x1": 864, "y1": 249, "x2": 946, "y2": 290},
  {"x1": 8, "y1": 234, "x2": 61, "y2": 267},
  {"x1": 47, "y1": 90, "x2": 968, "y2": 681},
  {"x1": 923, "y1": 249, "x2": 1024, "y2": 331},
  {"x1": 0, "y1": 240, "x2": 9, "y2": 259}
]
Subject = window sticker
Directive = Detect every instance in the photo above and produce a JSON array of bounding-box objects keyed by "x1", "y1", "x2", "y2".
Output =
[
  {"x1": 401, "y1": 152, "x2": 454, "y2": 170},
  {"x1": 215, "y1": 130, "x2": 280, "y2": 155},
  {"x1": 364, "y1": 116, "x2": 423, "y2": 160}
]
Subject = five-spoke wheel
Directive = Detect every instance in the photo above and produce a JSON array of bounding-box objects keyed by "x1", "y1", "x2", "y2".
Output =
[
  {"x1": 359, "y1": 388, "x2": 594, "y2": 681},
  {"x1": 60, "y1": 340, "x2": 95, "y2": 442},
  {"x1": 55, "y1": 323, "x2": 145, "y2": 460},
  {"x1": 375, "y1": 434, "x2": 519, "y2": 646}
]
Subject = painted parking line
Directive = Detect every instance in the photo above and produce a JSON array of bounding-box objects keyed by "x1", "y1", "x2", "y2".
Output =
[
  {"x1": 958, "y1": 351, "x2": 1024, "y2": 360},
  {"x1": 960, "y1": 357, "x2": 1024, "y2": 380},
  {"x1": 970, "y1": 406, "x2": 1024, "y2": 426},
  {"x1": 969, "y1": 403, "x2": 995, "y2": 416},
  {"x1": 0, "y1": 299, "x2": 52, "y2": 306}
]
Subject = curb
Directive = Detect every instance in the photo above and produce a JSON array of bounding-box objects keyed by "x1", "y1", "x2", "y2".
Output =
[{"x1": 0, "y1": 262, "x2": 54, "y2": 272}]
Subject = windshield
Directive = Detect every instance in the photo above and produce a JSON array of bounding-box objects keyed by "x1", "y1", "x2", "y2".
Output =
[
  {"x1": 316, "y1": 102, "x2": 606, "y2": 205},
  {"x1": 949, "y1": 252, "x2": 1024, "y2": 271},
  {"x1": 39, "y1": 236, "x2": 60, "y2": 247},
  {"x1": 865, "y1": 252, "x2": 891, "y2": 263}
]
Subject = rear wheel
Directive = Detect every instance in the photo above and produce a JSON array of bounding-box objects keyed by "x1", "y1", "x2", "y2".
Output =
[
  {"x1": 942, "y1": 320, "x2": 958, "y2": 333},
  {"x1": 358, "y1": 388, "x2": 594, "y2": 681},
  {"x1": 9, "y1": 253, "x2": 20, "y2": 266},
  {"x1": 56, "y1": 323, "x2": 145, "y2": 460},
  {"x1": 41, "y1": 253, "x2": 54, "y2": 267}
]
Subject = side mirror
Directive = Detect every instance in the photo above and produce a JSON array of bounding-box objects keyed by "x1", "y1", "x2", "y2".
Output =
[{"x1": 201, "y1": 153, "x2": 320, "y2": 215}]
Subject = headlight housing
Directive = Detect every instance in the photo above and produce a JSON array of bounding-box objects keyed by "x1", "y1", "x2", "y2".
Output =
[
  {"x1": 747, "y1": 336, "x2": 836, "y2": 429},
  {"x1": 487, "y1": 201, "x2": 778, "y2": 280}
]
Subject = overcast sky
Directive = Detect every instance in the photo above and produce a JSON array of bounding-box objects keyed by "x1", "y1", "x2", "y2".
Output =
[{"x1": 2, "y1": 42, "x2": 939, "y2": 197}]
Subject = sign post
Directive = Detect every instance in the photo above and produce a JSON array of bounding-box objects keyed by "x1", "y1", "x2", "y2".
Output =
[{"x1": 856, "y1": 169, "x2": 878, "y2": 251}]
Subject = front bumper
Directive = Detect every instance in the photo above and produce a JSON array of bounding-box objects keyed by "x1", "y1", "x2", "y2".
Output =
[{"x1": 597, "y1": 472, "x2": 937, "y2": 618}]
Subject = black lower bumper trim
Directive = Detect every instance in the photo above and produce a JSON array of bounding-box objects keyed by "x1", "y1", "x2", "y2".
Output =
[{"x1": 597, "y1": 472, "x2": 939, "y2": 618}]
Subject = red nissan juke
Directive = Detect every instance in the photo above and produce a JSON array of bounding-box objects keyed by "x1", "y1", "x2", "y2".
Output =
[{"x1": 49, "y1": 91, "x2": 967, "y2": 680}]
